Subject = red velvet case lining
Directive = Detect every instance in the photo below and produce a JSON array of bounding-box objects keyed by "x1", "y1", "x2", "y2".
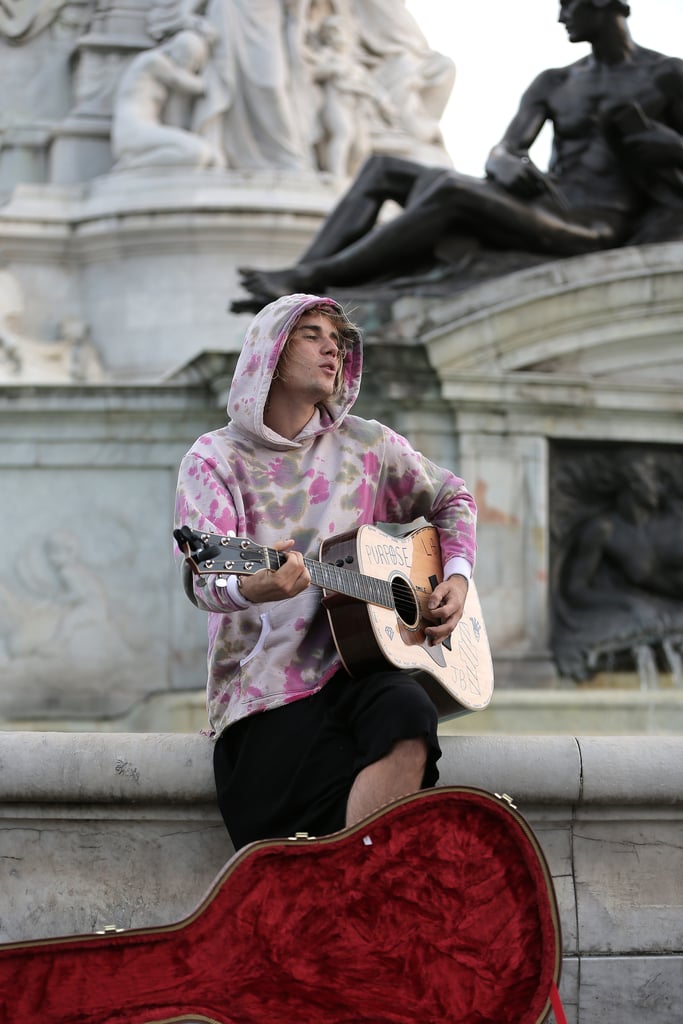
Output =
[{"x1": 0, "y1": 787, "x2": 561, "y2": 1024}]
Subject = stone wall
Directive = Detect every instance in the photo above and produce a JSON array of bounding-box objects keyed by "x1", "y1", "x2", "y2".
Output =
[{"x1": 1, "y1": 731, "x2": 681, "y2": 1023}]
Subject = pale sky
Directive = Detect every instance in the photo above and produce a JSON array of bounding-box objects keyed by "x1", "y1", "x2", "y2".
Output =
[{"x1": 405, "y1": 0, "x2": 683, "y2": 175}]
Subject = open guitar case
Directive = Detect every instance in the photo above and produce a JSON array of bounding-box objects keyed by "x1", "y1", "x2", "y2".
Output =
[{"x1": 0, "y1": 786, "x2": 568, "y2": 1024}]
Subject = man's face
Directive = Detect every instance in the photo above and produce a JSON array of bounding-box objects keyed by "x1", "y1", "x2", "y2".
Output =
[
  {"x1": 559, "y1": 0, "x2": 605, "y2": 42},
  {"x1": 276, "y1": 310, "x2": 345, "y2": 403}
]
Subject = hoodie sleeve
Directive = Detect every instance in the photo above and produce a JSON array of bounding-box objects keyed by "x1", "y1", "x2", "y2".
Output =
[
  {"x1": 373, "y1": 426, "x2": 477, "y2": 572},
  {"x1": 173, "y1": 448, "x2": 247, "y2": 613}
]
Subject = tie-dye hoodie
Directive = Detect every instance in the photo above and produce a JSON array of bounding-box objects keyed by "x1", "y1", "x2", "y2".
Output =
[{"x1": 174, "y1": 293, "x2": 477, "y2": 738}]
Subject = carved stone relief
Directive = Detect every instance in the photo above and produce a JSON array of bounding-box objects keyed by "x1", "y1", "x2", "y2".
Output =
[
  {"x1": 550, "y1": 442, "x2": 683, "y2": 685},
  {"x1": 0, "y1": 483, "x2": 170, "y2": 720},
  {"x1": 0, "y1": 270, "x2": 103, "y2": 383},
  {"x1": 110, "y1": 26, "x2": 226, "y2": 170},
  {"x1": 0, "y1": 0, "x2": 454, "y2": 187},
  {"x1": 0, "y1": 0, "x2": 88, "y2": 42}
]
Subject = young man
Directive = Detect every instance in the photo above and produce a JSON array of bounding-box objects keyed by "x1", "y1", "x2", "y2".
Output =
[
  {"x1": 174, "y1": 293, "x2": 477, "y2": 849},
  {"x1": 238, "y1": 0, "x2": 683, "y2": 303}
]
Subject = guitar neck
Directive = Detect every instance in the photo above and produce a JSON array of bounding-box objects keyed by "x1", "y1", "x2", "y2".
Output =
[{"x1": 266, "y1": 548, "x2": 394, "y2": 610}]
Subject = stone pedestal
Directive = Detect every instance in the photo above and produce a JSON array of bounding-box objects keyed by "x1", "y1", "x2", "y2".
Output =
[
  {"x1": 0, "y1": 383, "x2": 220, "y2": 724},
  {"x1": 0, "y1": 170, "x2": 341, "y2": 378},
  {"x1": 48, "y1": 116, "x2": 114, "y2": 184}
]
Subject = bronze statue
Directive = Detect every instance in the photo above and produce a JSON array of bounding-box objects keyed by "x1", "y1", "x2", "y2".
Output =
[{"x1": 237, "y1": 0, "x2": 683, "y2": 306}]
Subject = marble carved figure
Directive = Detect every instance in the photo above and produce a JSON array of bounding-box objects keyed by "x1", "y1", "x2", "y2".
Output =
[
  {"x1": 352, "y1": 0, "x2": 455, "y2": 165},
  {"x1": 147, "y1": 0, "x2": 310, "y2": 171},
  {"x1": 111, "y1": 28, "x2": 226, "y2": 171},
  {"x1": 305, "y1": 15, "x2": 385, "y2": 177},
  {"x1": 0, "y1": 0, "x2": 73, "y2": 41}
]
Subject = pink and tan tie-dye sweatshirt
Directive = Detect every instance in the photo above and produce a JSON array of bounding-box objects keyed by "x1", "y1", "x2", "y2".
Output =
[{"x1": 174, "y1": 293, "x2": 477, "y2": 738}]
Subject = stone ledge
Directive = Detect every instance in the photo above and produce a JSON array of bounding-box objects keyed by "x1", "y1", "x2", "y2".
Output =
[
  {"x1": 1, "y1": 731, "x2": 682, "y2": 807},
  {"x1": 1, "y1": 732, "x2": 682, "y2": 1024}
]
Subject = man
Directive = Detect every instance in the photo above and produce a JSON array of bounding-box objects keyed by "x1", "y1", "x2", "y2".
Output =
[
  {"x1": 174, "y1": 293, "x2": 477, "y2": 849},
  {"x1": 238, "y1": 0, "x2": 683, "y2": 303}
]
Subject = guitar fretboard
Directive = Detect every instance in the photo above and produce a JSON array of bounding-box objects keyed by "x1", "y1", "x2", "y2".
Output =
[{"x1": 261, "y1": 546, "x2": 395, "y2": 610}]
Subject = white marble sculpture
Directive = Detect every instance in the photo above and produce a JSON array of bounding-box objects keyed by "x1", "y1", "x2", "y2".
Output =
[
  {"x1": 143, "y1": 0, "x2": 454, "y2": 174},
  {"x1": 111, "y1": 28, "x2": 226, "y2": 171},
  {"x1": 0, "y1": 0, "x2": 74, "y2": 41},
  {"x1": 148, "y1": 0, "x2": 312, "y2": 171},
  {"x1": 0, "y1": 0, "x2": 455, "y2": 184},
  {"x1": 305, "y1": 14, "x2": 384, "y2": 177},
  {"x1": 353, "y1": 0, "x2": 455, "y2": 166}
]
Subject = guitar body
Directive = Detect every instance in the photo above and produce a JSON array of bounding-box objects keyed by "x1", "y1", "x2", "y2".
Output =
[
  {"x1": 0, "y1": 787, "x2": 563, "y2": 1024},
  {"x1": 320, "y1": 525, "x2": 493, "y2": 717}
]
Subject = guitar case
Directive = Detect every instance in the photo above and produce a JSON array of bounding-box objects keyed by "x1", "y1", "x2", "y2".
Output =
[{"x1": 0, "y1": 787, "x2": 567, "y2": 1024}]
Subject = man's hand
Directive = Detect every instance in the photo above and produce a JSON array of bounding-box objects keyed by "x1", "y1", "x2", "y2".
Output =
[
  {"x1": 424, "y1": 574, "x2": 469, "y2": 646},
  {"x1": 237, "y1": 540, "x2": 311, "y2": 603},
  {"x1": 621, "y1": 122, "x2": 683, "y2": 166},
  {"x1": 485, "y1": 146, "x2": 548, "y2": 198}
]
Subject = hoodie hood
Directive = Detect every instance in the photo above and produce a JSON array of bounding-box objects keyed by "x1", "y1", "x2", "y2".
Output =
[{"x1": 226, "y1": 293, "x2": 363, "y2": 450}]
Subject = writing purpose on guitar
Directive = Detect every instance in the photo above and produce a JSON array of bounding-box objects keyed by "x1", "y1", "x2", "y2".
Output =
[{"x1": 175, "y1": 523, "x2": 494, "y2": 719}]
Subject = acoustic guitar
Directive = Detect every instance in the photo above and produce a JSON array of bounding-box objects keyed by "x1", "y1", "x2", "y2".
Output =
[{"x1": 175, "y1": 523, "x2": 494, "y2": 718}]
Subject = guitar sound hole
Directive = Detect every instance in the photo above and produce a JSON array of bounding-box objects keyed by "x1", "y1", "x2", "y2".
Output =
[{"x1": 391, "y1": 576, "x2": 419, "y2": 628}]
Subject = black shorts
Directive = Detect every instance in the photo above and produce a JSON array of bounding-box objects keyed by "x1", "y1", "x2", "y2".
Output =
[{"x1": 213, "y1": 669, "x2": 441, "y2": 850}]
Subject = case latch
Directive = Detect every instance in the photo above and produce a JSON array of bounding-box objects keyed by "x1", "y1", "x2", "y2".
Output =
[{"x1": 495, "y1": 792, "x2": 518, "y2": 810}]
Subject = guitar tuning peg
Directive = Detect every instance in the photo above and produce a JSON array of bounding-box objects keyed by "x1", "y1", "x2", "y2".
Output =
[{"x1": 215, "y1": 577, "x2": 228, "y2": 588}]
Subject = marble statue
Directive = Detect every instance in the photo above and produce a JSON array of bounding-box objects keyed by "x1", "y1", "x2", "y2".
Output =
[
  {"x1": 111, "y1": 27, "x2": 226, "y2": 171},
  {"x1": 236, "y1": 0, "x2": 683, "y2": 306},
  {"x1": 147, "y1": 0, "x2": 311, "y2": 171},
  {"x1": 0, "y1": 0, "x2": 456, "y2": 184},
  {"x1": 352, "y1": 0, "x2": 455, "y2": 166},
  {"x1": 305, "y1": 14, "x2": 385, "y2": 177},
  {"x1": 0, "y1": 0, "x2": 74, "y2": 41},
  {"x1": 302, "y1": 2, "x2": 453, "y2": 177},
  {"x1": 142, "y1": 0, "x2": 455, "y2": 174}
]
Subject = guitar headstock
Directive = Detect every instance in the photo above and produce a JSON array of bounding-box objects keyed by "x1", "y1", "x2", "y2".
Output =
[{"x1": 173, "y1": 526, "x2": 270, "y2": 576}]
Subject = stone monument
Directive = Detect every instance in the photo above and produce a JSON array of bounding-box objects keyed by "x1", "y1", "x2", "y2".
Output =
[
  {"x1": 0, "y1": 0, "x2": 456, "y2": 729},
  {"x1": 1, "y1": 0, "x2": 682, "y2": 733},
  {"x1": 234, "y1": 0, "x2": 683, "y2": 722}
]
